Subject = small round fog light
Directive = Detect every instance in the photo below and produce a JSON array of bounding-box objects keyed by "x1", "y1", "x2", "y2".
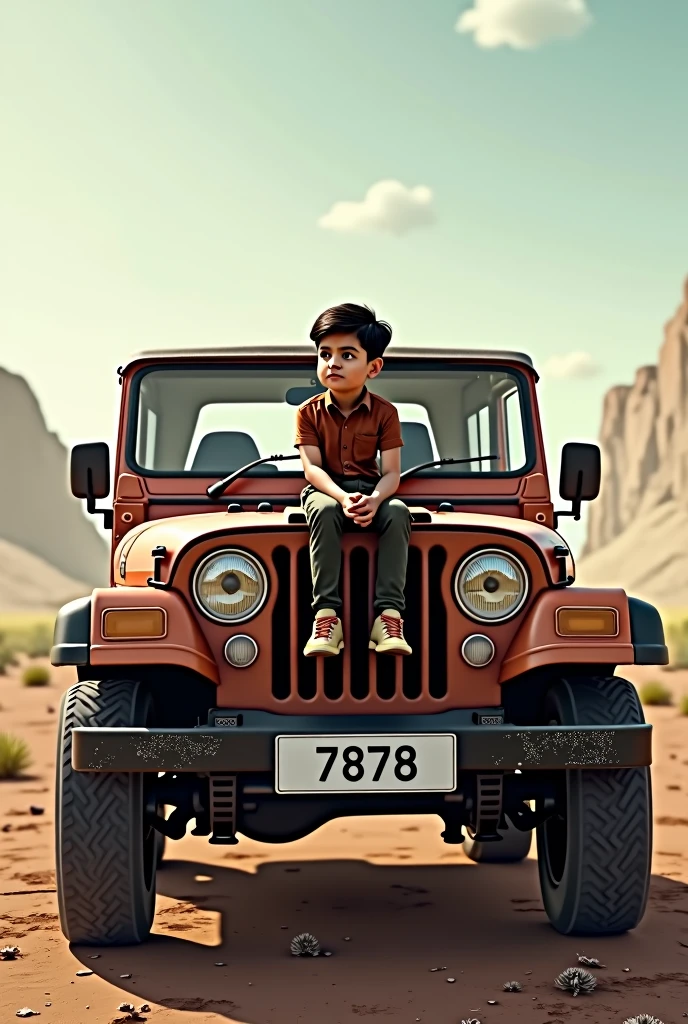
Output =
[
  {"x1": 224, "y1": 634, "x2": 258, "y2": 668},
  {"x1": 461, "y1": 634, "x2": 495, "y2": 668}
]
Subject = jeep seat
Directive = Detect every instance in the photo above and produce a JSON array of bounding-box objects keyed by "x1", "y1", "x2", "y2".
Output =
[
  {"x1": 190, "y1": 431, "x2": 279, "y2": 474},
  {"x1": 400, "y1": 421, "x2": 434, "y2": 473}
]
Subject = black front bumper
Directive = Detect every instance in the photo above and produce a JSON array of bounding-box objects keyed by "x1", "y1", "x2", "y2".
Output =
[{"x1": 71, "y1": 709, "x2": 652, "y2": 773}]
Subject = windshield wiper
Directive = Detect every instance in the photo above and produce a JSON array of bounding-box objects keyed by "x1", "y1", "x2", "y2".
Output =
[
  {"x1": 207, "y1": 454, "x2": 301, "y2": 500},
  {"x1": 399, "y1": 454, "x2": 499, "y2": 482}
]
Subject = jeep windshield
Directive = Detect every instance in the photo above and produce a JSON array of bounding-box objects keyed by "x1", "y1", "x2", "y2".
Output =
[{"x1": 128, "y1": 362, "x2": 532, "y2": 479}]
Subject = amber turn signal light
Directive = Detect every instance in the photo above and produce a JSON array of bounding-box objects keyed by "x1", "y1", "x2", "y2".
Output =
[
  {"x1": 556, "y1": 607, "x2": 618, "y2": 637},
  {"x1": 102, "y1": 608, "x2": 166, "y2": 640}
]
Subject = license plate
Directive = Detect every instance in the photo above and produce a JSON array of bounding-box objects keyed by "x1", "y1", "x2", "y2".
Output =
[{"x1": 275, "y1": 733, "x2": 456, "y2": 794}]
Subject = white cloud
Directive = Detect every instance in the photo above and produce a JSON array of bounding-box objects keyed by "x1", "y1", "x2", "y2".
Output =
[
  {"x1": 542, "y1": 351, "x2": 601, "y2": 379},
  {"x1": 456, "y1": 0, "x2": 592, "y2": 50},
  {"x1": 318, "y1": 180, "x2": 435, "y2": 236}
]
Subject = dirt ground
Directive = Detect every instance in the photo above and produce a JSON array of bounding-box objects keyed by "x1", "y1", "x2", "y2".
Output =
[{"x1": 3, "y1": 661, "x2": 688, "y2": 1024}]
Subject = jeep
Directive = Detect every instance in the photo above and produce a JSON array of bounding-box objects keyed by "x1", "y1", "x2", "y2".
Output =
[{"x1": 52, "y1": 344, "x2": 666, "y2": 945}]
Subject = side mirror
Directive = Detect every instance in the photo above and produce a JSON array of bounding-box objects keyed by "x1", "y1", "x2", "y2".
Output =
[
  {"x1": 554, "y1": 442, "x2": 601, "y2": 529},
  {"x1": 70, "y1": 442, "x2": 113, "y2": 530}
]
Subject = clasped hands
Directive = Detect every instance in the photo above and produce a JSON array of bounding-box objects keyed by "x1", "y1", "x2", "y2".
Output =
[{"x1": 341, "y1": 491, "x2": 380, "y2": 527}]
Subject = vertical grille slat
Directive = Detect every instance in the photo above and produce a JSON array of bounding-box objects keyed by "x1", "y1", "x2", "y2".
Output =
[
  {"x1": 349, "y1": 546, "x2": 370, "y2": 700},
  {"x1": 372, "y1": 536, "x2": 395, "y2": 696},
  {"x1": 297, "y1": 544, "x2": 316, "y2": 700},
  {"x1": 402, "y1": 545, "x2": 422, "y2": 699},
  {"x1": 367, "y1": 545, "x2": 377, "y2": 699},
  {"x1": 271, "y1": 546, "x2": 291, "y2": 700},
  {"x1": 428, "y1": 545, "x2": 448, "y2": 698}
]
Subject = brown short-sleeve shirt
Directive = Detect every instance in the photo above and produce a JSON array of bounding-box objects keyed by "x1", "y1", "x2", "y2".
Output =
[{"x1": 294, "y1": 386, "x2": 403, "y2": 479}]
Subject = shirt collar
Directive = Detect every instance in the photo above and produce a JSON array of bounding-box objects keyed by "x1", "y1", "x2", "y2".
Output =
[{"x1": 325, "y1": 386, "x2": 371, "y2": 415}]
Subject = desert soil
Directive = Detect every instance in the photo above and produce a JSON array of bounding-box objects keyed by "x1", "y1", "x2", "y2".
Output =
[{"x1": 3, "y1": 661, "x2": 688, "y2": 1024}]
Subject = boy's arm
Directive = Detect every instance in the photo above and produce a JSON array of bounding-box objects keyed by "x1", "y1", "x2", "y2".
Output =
[
  {"x1": 298, "y1": 445, "x2": 349, "y2": 504},
  {"x1": 372, "y1": 446, "x2": 401, "y2": 501}
]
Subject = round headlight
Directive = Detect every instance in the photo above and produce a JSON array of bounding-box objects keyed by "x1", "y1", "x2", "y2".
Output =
[
  {"x1": 225, "y1": 634, "x2": 258, "y2": 668},
  {"x1": 455, "y1": 549, "x2": 528, "y2": 622},
  {"x1": 193, "y1": 549, "x2": 268, "y2": 623}
]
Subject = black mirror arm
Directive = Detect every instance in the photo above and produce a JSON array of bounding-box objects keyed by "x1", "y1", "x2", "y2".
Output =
[
  {"x1": 206, "y1": 453, "x2": 301, "y2": 500},
  {"x1": 553, "y1": 469, "x2": 585, "y2": 530},
  {"x1": 85, "y1": 468, "x2": 113, "y2": 530}
]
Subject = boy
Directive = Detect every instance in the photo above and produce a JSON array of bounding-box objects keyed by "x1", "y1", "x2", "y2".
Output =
[{"x1": 294, "y1": 302, "x2": 412, "y2": 657}]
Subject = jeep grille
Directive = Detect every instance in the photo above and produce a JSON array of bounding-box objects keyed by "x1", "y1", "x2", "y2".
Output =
[{"x1": 270, "y1": 537, "x2": 449, "y2": 707}]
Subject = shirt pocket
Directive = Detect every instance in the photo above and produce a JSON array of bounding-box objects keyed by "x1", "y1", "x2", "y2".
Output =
[{"x1": 353, "y1": 431, "x2": 379, "y2": 463}]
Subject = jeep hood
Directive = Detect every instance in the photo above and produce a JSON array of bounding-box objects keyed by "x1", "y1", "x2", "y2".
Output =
[{"x1": 114, "y1": 509, "x2": 571, "y2": 589}]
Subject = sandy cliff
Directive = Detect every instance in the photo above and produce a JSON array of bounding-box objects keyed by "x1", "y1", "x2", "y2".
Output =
[
  {"x1": 578, "y1": 276, "x2": 688, "y2": 606},
  {"x1": 0, "y1": 367, "x2": 108, "y2": 596}
]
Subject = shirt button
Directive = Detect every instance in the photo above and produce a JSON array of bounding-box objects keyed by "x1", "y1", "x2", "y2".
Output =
[{"x1": 343, "y1": 445, "x2": 347, "y2": 449}]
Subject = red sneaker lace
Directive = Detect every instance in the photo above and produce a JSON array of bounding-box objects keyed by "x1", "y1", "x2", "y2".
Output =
[
  {"x1": 381, "y1": 613, "x2": 403, "y2": 638},
  {"x1": 314, "y1": 615, "x2": 338, "y2": 639}
]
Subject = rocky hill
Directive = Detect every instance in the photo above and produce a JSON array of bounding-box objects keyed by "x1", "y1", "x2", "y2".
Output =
[
  {"x1": 577, "y1": 276, "x2": 688, "y2": 608},
  {"x1": 0, "y1": 367, "x2": 108, "y2": 606},
  {"x1": 0, "y1": 538, "x2": 93, "y2": 611}
]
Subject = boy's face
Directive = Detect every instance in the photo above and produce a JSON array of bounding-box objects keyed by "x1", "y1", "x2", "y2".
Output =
[{"x1": 316, "y1": 332, "x2": 382, "y2": 397}]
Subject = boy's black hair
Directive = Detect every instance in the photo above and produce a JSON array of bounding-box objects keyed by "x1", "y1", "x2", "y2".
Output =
[{"x1": 310, "y1": 303, "x2": 392, "y2": 361}]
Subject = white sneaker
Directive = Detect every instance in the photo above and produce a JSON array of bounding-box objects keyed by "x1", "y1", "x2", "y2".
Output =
[
  {"x1": 368, "y1": 609, "x2": 412, "y2": 655},
  {"x1": 303, "y1": 608, "x2": 344, "y2": 657}
]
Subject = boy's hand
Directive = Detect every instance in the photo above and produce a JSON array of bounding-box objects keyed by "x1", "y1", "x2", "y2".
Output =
[
  {"x1": 347, "y1": 494, "x2": 381, "y2": 527},
  {"x1": 341, "y1": 492, "x2": 364, "y2": 518}
]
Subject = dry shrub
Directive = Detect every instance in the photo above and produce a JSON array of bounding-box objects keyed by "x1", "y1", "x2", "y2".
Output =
[
  {"x1": 21, "y1": 664, "x2": 50, "y2": 687},
  {"x1": 0, "y1": 733, "x2": 32, "y2": 778},
  {"x1": 639, "y1": 681, "x2": 673, "y2": 706}
]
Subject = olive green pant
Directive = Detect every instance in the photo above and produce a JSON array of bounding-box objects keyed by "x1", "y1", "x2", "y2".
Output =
[{"x1": 301, "y1": 477, "x2": 411, "y2": 616}]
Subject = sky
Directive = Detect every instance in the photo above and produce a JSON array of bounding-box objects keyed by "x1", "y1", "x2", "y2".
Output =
[{"x1": 2, "y1": 0, "x2": 687, "y2": 554}]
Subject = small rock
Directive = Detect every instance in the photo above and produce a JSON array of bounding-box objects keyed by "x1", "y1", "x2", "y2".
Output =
[
  {"x1": 120, "y1": 973, "x2": 132, "y2": 978},
  {"x1": 29, "y1": 806, "x2": 44, "y2": 816},
  {"x1": 1, "y1": 946, "x2": 22, "y2": 960},
  {"x1": 76, "y1": 969, "x2": 93, "y2": 976},
  {"x1": 1, "y1": 824, "x2": 11, "y2": 832},
  {"x1": 447, "y1": 977, "x2": 456, "y2": 983},
  {"x1": 138, "y1": 1006, "x2": 151, "y2": 1014},
  {"x1": 88, "y1": 955, "x2": 100, "y2": 959},
  {"x1": 117, "y1": 1006, "x2": 135, "y2": 1014},
  {"x1": 16, "y1": 1011, "x2": 40, "y2": 1019},
  {"x1": 280, "y1": 925, "x2": 288, "y2": 929},
  {"x1": 578, "y1": 955, "x2": 606, "y2": 968},
  {"x1": 214, "y1": 962, "x2": 226, "y2": 967},
  {"x1": 623, "y1": 967, "x2": 631, "y2": 972},
  {"x1": 343, "y1": 936, "x2": 351, "y2": 941},
  {"x1": 324, "y1": 951, "x2": 332, "y2": 956},
  {"x1": 487, "y1": 1000, "x2": 498, "y2": 1005},
  {"x1": 44, "y1": 1005, "x2": 51, "y2": 1008}
]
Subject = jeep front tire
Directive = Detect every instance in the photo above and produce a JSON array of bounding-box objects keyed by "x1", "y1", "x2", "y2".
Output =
[
  {"x1": 536, "y1": 674, "x2": 652, "y2": 935},
  {"x1": 55, "y1": 679, "x2": 158, "y2": 945}
]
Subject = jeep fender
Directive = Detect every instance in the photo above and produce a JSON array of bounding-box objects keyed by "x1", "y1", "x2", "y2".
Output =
[
  {"x1": 51, "y1": 595, "x2": 92, "y2": 666},
  {"x1": 499, "y1": 587, "x2": 668, "y2": 683},
  {"x1": 52, "y1": 588, "x2": 219, "y2": 684}
]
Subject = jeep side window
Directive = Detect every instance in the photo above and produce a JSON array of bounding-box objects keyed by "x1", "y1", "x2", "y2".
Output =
[
  {"x1": 504, "y1": 388, "x2": 526, "y2": 471},
  {"x1": 467, "y1": 405, "x2": 491, "y2": 472},
  {"x1": 136, "y1": 402, "x2": 158, "y2": 468}
]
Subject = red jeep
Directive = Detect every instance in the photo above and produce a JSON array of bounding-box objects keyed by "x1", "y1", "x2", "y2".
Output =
[{"x1": 52, "y1": 345, "x2": 664, "y2": 945}]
